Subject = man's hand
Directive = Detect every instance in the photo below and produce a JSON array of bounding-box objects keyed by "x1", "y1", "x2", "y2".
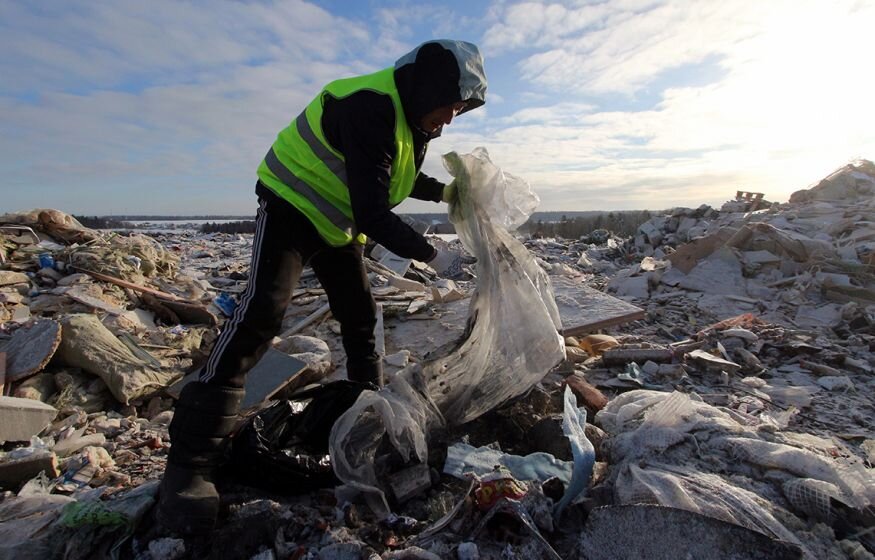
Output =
[
  {"x1": 429, "y1": 246, "x2": 466, "y2": 279},
  {"x1": 441, "y1": 180, "x2": 457, "y2": 204}
]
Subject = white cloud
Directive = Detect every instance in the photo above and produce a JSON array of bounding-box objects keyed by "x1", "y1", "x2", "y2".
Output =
[
  {"x1": 435, "y1": 0, "x2": 875, "y2": 211},
  {"x1": 0, "y1": 1, "x2": 407, "y2": 214}
]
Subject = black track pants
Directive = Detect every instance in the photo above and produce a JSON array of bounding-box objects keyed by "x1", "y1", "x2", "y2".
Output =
[{"x1": 198, "y1": 186, "x2": 380, "y2": 388}]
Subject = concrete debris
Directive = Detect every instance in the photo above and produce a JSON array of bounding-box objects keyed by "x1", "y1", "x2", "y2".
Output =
[
  {"x1": 0, "y1": 160, "x2": 874, "y2": 559},
  {"x1": 578, "y1": 505, "x2": 802, "y2": 560},
  {"x1": 0, "y1": 396, "x2": 57, "y2": 443}
]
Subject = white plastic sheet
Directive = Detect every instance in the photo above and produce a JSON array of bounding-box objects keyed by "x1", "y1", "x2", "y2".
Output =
[
  {"x1": 329, "y1": 365, "x2": 443, "y2": 517},
  {"x1": 330, "y1": 149, "x2": 565, "y2": 515},
  {"x1": 424, "y1": 148, "x2": 565, "y2": 424},
  {"x1": 596, "y1": 390, "x2": 875, "y2": 556}
]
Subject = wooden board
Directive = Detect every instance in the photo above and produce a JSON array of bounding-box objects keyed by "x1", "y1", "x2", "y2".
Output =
[
  {"x1": 168, "y1": 348, "x2": 309, "y2": 410},
  {"x1": 551, "y1": 277, "x2": 646, "y2": 337},
  {"x1": 0, "y1": 320, "x2": 62, "y2": 383}
]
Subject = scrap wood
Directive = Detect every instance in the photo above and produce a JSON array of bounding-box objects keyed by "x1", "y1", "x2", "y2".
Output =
[
  {"x1": 602, "y1": 347, "x2": 673, "y2": 366},
  {"x1": 552, "y1": 277, "x2": 646, "y2": 337},
  {"x1": 168, "y1": 348, "x2": 311, "y2": 410},
  {"x1": 0, "y1": 320, "x2": 62, "y2": 383},
  {"x1": 695, "y1": 313, "x2": 768, "y2": 339},
  {"x1": 74, "y1": 267, "x2": 186, "y2": 302},
  {"x1": 137, "y1": 293, "x2": 216, "y2": 326},
  {"x1": 279, "y1": 302, "x2": 331, "y2": 338}
]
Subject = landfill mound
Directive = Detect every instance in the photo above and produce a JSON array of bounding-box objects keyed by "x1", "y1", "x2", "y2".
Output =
[{"x1": 0, "y1": 159, "x2": 873, "y2": 559}]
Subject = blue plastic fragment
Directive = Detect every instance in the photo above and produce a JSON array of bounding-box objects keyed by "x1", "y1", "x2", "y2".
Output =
[{"x1": 554, "y1": 385, "x2": 596, "y2": 519}]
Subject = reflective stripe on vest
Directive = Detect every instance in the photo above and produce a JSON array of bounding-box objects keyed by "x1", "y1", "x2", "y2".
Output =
[{"x1": 257, "y1": 67, "x2": 417, "y2": 247}]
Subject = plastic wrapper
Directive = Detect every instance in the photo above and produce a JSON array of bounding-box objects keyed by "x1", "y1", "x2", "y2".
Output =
[
  {"x1": 596, "y1": 390, "x2": 875, "y2": 556},
  {"x1": 424, "y1": 148, "x2": 565, "y2": 424},
  {"x1": 330, "y1": 149, "x2": 565, "y2": 516},
  {"x1": 554, "y1": 386, "x2": 595, "y2": 518},
  {"x1": 329, "y1": 365, "x2": 443, "y2": 517}
]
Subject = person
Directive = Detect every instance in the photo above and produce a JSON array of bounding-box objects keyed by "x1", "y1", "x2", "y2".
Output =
[{"x1": 157, "y1": 39, "x2": 487, "y2": 534}]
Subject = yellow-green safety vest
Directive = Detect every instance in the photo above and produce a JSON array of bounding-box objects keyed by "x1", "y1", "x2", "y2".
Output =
[{"x1": 257, "y1": 67, "x2": 417, "y2": 246}]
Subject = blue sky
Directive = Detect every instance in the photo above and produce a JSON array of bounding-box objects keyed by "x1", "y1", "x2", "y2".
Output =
[{"x1": 1, "y1": 0, "x2": 872, "y2": 216}]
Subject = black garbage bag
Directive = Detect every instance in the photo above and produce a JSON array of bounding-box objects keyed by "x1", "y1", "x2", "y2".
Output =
[{"x1": 227, "y1": 380, "x2": 373, "y2": 494}]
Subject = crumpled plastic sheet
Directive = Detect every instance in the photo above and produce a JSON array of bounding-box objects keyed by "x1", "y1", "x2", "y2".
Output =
[
  {"x1": 423, "y1": 148, "x2": 565, "y2": 424},
  {"x1": 596, "y1": 390, "x2": 875, "y2": 557},
  {"x1": 329, "y1": 365, "x2": 444, "y2": 517},
  {"x1": 443, "y1": 443, "x2": 573, "y2": 485},
  {"x1": 554, "y1": 385, "x2": 595, "y2": 518},
  {"x1": 0, "y1": 480, "x2": 158, "y2": 560},
  {"x1": 330, "y1": 149, "x2": 566, "y2": 516}
]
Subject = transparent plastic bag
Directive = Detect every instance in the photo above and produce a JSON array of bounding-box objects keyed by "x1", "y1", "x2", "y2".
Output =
[
  {"x1": 329, "y1": 365, "x2": 444, "y2": 517},
  {"x1": 330, "y1": 149, "x2": 566, "y2": 515},
  {"x1": 423, "y1": 148, "x2": 565, "y2": 424}
]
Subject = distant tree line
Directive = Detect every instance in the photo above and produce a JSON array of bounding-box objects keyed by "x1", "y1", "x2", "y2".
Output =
[
  {"x1": 199, "y1": 221, "x2": 257, "y2": 234},
  {"x1": 74, "y1": 215, "x2": 135, "y2": 229},
  {"x1": 519, "y1": 210, "x2": 655, "y2": 239}
]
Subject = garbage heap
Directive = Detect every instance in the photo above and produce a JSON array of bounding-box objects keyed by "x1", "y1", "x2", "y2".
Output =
[{"x1": 0, "y1": 159, "x2": 873, "y2": 560}]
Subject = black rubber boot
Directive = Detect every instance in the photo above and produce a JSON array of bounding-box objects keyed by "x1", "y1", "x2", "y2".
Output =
[
  {"x1": 346, "y1": 354, "x2": 384, "y2": 388},
  {"x1": 156, "y1": 381, "x2": 244, "y2": 535}
]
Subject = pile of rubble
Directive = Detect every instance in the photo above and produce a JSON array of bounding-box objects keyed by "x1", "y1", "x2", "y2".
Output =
[{"x1": 0, "y1": 159, "x2": 873, "y2": 560}]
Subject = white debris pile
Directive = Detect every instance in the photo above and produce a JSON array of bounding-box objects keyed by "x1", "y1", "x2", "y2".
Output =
[{"x1": 596, "y1": 390, "x2": 875, "y2": 557}]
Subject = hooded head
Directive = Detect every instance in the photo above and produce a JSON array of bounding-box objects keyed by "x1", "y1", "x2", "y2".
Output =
[{"x1": 394, "y1": 40, "x2": 487, "y2": 136}]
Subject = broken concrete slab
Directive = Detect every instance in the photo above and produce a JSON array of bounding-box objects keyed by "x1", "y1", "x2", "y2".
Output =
[
  {"x1": 666, "y1": 227, "x2": 736, "y2": 274},
  {"x1": 388, "y1": 275, "x2": 428, "y2": 293},
  {"x1": 0, "y1": 270, "x2": 30, "y2": 287},
  {"x1": 673, "y1": 247, "x2": 747, "y2": 296},
  {"x1": 578, "y1": 505, "x2": 803, "y2": 560},
  {"x1": 0, "y1": 319, "x2": 62, "y2": 383},
  {"x1": 794, "y1": 304, "x2": 843, "y2": 328},
  {"x1": 430, "y1": 279, "x2": 465, "y2": 303},
  {"x1": 0, "y1": 396, "x2": 57, "y2": 442}
]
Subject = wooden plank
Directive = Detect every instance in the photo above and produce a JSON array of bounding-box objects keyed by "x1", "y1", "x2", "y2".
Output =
[
  {"x1": 551, "y1": 277, "x2": 646, "y2": 337},
  {"x1": 74, "y1": 267, "x2": 186, "y2": 302},
  {"x1": 278, "y1": 303, "x2": 331, "y2": 338},
  {"x1": 168, "y1": 348, "x2": 310, "y2": 411}
]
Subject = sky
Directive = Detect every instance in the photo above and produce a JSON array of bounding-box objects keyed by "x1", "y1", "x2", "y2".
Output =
[{"x1": 1, "y1": 0, "x2": 872, "y2": 216}]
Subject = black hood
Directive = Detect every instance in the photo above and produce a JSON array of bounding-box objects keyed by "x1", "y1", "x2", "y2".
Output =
[{"x1": 394, "y1": 40, "x2": 487, "y2": 132}]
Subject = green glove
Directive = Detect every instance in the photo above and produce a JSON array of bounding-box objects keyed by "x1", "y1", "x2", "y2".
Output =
[{"x1": 442, "y1": 180, "x2": 457, "y2": 204}]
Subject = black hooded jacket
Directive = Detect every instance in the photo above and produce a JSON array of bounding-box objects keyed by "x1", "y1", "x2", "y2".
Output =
[{"x1": 257, "y1": 40, "x2": 486, "y2": 261}]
